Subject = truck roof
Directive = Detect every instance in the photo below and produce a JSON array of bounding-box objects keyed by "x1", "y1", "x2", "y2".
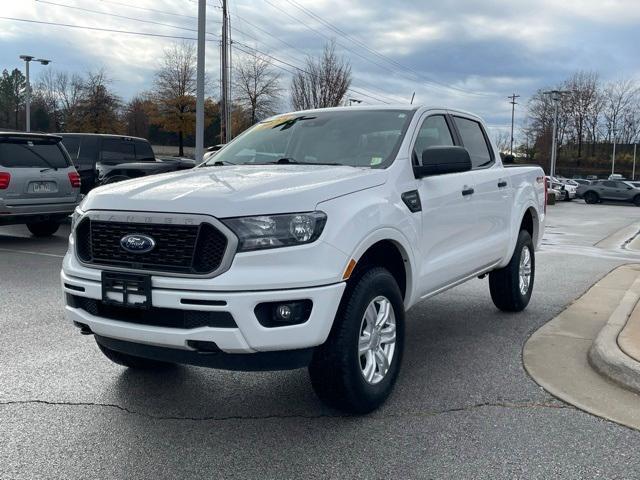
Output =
[
  {"x1": 57, "y1": 132, "x2": 149, "y2": 142},
  {"x1": 268, "y1": 104, "x2": 485, "y2": 122},
  {"x1": 0, "y1": 131, "x2": 63, "y2": 141}
]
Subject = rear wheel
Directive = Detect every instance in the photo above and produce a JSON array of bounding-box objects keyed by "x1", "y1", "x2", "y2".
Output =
[
  {"x1": 584, "y1": 191, "x2": 599, "y2": 204},
  {"x1": 309, "y1": 267, "x2": 404, "y2": 413},
  {"x1": 26, "y1": 220, "x2": 60, "y2": 237},
  {"x1": 634, "y1": 195, "x2": 640, "y2": 207},
  {"x1": 489, "y1": 230, "x2": 535, "y2": 312},
  {"x1": 96, "y1": 341, "x2": 174, "y2": 370}
]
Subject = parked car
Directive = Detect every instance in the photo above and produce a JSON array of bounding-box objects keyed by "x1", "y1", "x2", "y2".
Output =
[
  {"x1": 609, "y1": 173, "x2": 626, "y2": 181},
  {"x1": 577, "y1": 179, "x2": 640, "y2": 205},
  {"x1": 586, "y1": 175, "x2": 598, "y2": 181},
  {"x1": 625, "y1": 181, "x2": 640, "y2": 189},
  {"x1": 0, "y1": 132, "x2": 81, "y2": 236},
  {"x1": 62, "y1": 106, "x2": 546, "y2": 413},
  {"x1": 546, "y1": 177, "x2": 574, "y2": 201},
  {"x1": 59, "y1": 134, "x2": 195, "y2": 193},
  {"x1": 573, "y1": 179, "x2": 591, "y2": 186}
]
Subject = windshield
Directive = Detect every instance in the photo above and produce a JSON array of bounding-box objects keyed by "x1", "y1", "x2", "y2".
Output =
[
  {"x1": 0, "y1": 137, "x2": 70, "y2": 169},
  {"x1": 204, "y1": 109, "x2": 414, "y2": 168}
]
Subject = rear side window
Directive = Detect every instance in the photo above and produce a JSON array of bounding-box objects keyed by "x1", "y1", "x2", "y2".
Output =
[
  {"x1": 77, "y1": 137, "x2": 98, "y2": 166},
  {"x1": 413, "y1": 115, "x2": 454, "y2": 164},
  {"x1": 134, "y1": 140, "x2": 155, "y2": 161},
  {"x1": 603, "y1": 181, "x2": 617, "y2": 188},
  {"x1": 61, "y1": 137, "x2": 80, "y2": 161},
  {"x1": 101, "y1": 138, "x2": 135, "y2": 163},
  {"x1": 453, "y1": 116, "x2": 493, "y2": 169},
  {"x1": 0, "y1": 138, "x2": 70, "y2": 168}
]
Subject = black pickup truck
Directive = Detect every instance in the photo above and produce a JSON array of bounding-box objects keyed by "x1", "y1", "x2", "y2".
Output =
[{"x1": 59, "y1": 133, "x2": 196, "y2": 193}]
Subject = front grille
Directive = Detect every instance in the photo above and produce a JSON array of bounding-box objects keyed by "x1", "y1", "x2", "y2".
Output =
[
  {"x1": 76, "y1": 218, "x2": 229, "y2": 275},
  {"x1": 68, "y1": 294, "x2": 237, "y2": 329}
]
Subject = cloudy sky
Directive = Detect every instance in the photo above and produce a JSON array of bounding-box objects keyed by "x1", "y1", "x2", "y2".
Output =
[{"x1": 1, "y1": 0, "x2": 639, "y2": 135}]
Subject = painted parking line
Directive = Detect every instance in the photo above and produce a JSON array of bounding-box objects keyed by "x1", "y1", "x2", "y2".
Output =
[{"x1": 0, "y1": 247, "x2": 64, "y2": 258}]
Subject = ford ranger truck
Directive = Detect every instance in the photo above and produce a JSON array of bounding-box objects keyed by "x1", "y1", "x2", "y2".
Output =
[{"x1": 61, "y1": 106, "x2": 545, "y2": 413}]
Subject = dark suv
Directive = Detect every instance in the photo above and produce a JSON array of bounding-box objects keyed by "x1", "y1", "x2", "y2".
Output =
[{"x1": 59, "y1": 134, "x2": 196, "y2": 193}]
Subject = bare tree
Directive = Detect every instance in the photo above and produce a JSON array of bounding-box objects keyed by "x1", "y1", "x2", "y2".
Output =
[
  {"x1": 564, "y1": 71, "x2": 600, "y2": 158},
  {"x1": 75, "y1": 70, "x2": 122, "y2": 133},
  {"x1": 602, "y1": 78, "x2": 639, "y2": 142},
  {"x1": 234, "y1": 54, "x2": 281, "y2": 125},
  {"x1": 492, "y1": 130, "x2": 511, "y2": 153},
  {"x1": 152, "y1": 42, "x2": 198, "y2": 156},
  {"x1": 291, "y1": 40, "x2": 351, "y2": 110}
]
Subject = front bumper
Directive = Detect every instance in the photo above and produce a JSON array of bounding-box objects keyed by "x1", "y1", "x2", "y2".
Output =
[{"x1": 62, "y1": 269, "x2": 346, "y2": 355}]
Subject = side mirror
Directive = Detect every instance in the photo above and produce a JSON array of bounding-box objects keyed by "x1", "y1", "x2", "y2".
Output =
[{"x1": 413, "y1": 146, "x2": 472, "y2": 178}]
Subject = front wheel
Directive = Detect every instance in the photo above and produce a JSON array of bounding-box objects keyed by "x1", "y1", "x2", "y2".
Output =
[
  {"x1": 309, "y1": 267, "x2": 405, "y2": 414},
  {"x1": 489, "y1": 230, "x2": 535, "y2": 312},
  {"x1": 26, "y1": 220, "x2": 60, "y2": 237},
  {"x1": 584, "y1": 191, "x2": 599, "y2": 204}
]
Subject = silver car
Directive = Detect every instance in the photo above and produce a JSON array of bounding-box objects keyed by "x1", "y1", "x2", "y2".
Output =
[
  {"x1": 0, "y1": 132, "x2": 82, "y2": 236},
  {"x1": 577, "y1": 179, "x2": 640, "y2": 206}
]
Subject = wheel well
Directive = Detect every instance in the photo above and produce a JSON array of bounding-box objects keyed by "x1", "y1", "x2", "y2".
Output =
[
  {"x1": 350, "y1": 240, "x2": 407, "y2": 299},
  {"x1": 520, "y1": 207, "x2": 538, "y2": 245}
]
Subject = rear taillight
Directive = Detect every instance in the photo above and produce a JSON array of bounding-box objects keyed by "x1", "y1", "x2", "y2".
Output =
[
  {"x1": 0, "y1": 172, "x2": 10, "y2": 189},
  {"x1": 68, "y1": 171, "x2": 81, "y2": 189}
]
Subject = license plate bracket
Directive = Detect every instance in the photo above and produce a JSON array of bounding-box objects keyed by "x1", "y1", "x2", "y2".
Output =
[
  {"x1": 28, "y1": 181, "x2": 57, "y2": 193},
  {"x1": 102, "y1": 272, "x2": 151, "y2": 309}
]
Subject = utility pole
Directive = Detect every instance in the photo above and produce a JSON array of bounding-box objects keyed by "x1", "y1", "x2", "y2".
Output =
[
  {"x1": 633, "y1": 143, "x2": 637, "y2": 180},
  {"x1": 220, "y1": 0, "x2": 231, "y2": 143},
  {"x1": 507, "y1": 93, "x2": 520, "y2": 155},
  {"x1": 195, "y1": 0, "x2": 206, "y2": 163},
  {"x1": 611, "y1": 127, "x2": 617, "y2": 176},
  {"x1": 543, "y1": 90, "x2": 569, "y2": 178},
  {"x1": 19, "y1": 55, "x2": 50, "y2": 132}
]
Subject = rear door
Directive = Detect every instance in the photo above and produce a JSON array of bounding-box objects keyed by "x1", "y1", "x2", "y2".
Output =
[
  {"x1": 451, "y1": 114, "x2": 511, "y2": 267},
  {"x1": 0, "y1": 136, "x2": 77, "y2": 206},
  {"x1": 600, "y1": 181, "x2": 624, "y2": 200}
]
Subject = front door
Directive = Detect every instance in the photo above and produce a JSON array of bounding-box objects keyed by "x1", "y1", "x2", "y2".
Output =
[{"x1": 412, "y1": 113, "x2": 480, "y2": 297}]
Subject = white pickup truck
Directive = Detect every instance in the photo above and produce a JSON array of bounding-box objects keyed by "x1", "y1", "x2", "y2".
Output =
[{"x1": 61, "y1": 106, "x2": 545, "y2": 413}]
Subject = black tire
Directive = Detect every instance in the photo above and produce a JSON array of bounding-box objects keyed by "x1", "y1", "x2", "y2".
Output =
[
  {"x1": 26, "y1": 220, "x2": 60, "y2": 237},
  {"x1": 308, "y1": 267, "x2": 405, "y2": 414},
  {"x1": 96, "y1": 341, "x2": 174, "y2": 370},
  {"x1": 489, "y1": 230, "x2": 535, "y2": 312},
  {"x1": 634, "y1": 195, "x2": 640, "y2": 207},
  {"x1": 584, "y1": 191, "x2": 599, "y2": 204}
]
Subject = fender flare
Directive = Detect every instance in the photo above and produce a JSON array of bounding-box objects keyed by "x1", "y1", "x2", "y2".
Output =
[{"x1": 346, "y1": 227, "x2": 418, "y2": 309}]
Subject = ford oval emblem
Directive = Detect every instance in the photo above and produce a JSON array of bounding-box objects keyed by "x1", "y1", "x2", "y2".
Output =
[{"x1": 120, "y1": 234, "x2": 156, "y2": 254}]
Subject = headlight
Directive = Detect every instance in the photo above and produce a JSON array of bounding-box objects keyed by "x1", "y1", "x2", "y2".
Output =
[
  {"x1": 71, "y1": 206, "x2": 85, "y2": 230},
  {"x1": 222, "y1": 211, "x2": 327, "y2": 252}
]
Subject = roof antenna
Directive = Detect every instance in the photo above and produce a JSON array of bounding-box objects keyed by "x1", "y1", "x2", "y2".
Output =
[{"x1": 410, "y1": 92, "x2": 415, "y2": 105}]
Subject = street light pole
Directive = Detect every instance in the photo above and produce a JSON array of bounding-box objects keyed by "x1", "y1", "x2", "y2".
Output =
[
  {"x1": 19, "y1": 55, "x2": 51, "y2": 133},
  {"x1": 195, "y1": 0, "x2": 206, "y2": 163},
  {"x1": 611, "y1": 128, "x2": 617, "y2": 176},
  {"x1": 543, "y1": 90, "x2": 569, "y2": 178},
  {"x1": 507, "y1": 93, "x2": 520, "y2": 156},
  {"x1": 633, "y1": 143, "x2": 636, "y2": 180}
]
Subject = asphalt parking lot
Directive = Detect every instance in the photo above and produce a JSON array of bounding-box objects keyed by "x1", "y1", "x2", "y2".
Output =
[{"x1": 2, "y1": 201, "x2": 640, "y2": 479}]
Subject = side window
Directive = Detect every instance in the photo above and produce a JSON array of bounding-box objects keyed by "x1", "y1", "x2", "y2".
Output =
[
  {"x1": 134, "y1": 140, "x2": 155, "y2": 161},
  {"x1": 453, "y1": 116, "x2": 493, "y2": 169},
  {"x1": 77, "y1": 137, "x2": 98, "y2": 166},
  {"x1": 101, "y1": 138, "x2": 135, "y2": 163},
  {"x1": 413, "y1": 115, "x2": 453, "y2": 164},
  {"x1": 603, "y1": 181, "x2": 617, "y2": 188},
  {"x1": 61, "y1": 138, "x2": 80, "y2": 162}
]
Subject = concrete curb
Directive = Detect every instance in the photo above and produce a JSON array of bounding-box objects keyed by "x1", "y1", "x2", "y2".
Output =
[{"x1": 588, "y1": 276, "x2": 640, "y2": 393}]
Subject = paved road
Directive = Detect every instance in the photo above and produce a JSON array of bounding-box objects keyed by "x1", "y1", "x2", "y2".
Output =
[{"x1": 1, "y1": 201, "x2": 640, "y2": 479}]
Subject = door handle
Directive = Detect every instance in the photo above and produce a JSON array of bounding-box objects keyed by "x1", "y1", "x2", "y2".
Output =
[
  {"x1": 498, "y1": 181, "x2": 507, "y2": 188},
  {"x1": 461, "y1": 187, "x2": 475, "y2": 196}
]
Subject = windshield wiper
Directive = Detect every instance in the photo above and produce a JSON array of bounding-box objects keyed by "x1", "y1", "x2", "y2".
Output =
[
  {"x1": 201, "y1": 160, "x2": 236, "y2": 167},
  {"x1": 40, "y1": 167, "x2": 58, "y2": 172},
  {"x1": 271, "y1": 115, "x2": 316, "y2": 131}
]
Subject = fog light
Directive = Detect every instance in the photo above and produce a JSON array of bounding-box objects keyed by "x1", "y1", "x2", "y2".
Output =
[
  {"x1": 254, "y1": 300, "x2": 313, "y2": 327},
  {"x1": 276, "y1": 304, "x2": 293, "y2": 321}
]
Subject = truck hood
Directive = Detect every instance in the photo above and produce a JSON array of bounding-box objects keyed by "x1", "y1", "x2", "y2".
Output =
[{"x1": 82, "y1": 165, "x2": 387, "y2": 216}]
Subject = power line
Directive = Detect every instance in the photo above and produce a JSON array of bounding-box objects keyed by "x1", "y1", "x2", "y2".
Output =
[
  {"x1": 267, "y1": 0, "x2": 497, "y2": 99},
  {"x1": 97, "y1": 0, "x2": 197, "y2": 19},
  {"x1": 0, "y1": 16, "x2": 208, "y2": 41}
]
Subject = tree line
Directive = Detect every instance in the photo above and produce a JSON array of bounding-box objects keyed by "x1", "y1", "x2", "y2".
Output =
[
  {"x1": 0, "y1": 40, "x2": 352, "y2": 156},
  {"x1": 522, "y1": 71, "x2": 640, "y2": 177}
]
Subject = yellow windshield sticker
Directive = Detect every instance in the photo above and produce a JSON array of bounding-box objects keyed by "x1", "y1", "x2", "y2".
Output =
[{"x1": 254, "y1": 115, "x2": 296, "y2": 130}]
